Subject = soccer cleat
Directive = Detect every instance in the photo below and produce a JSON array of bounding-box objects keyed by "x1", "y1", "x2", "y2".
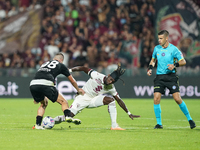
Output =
[
  {"x1": 65, "y1": 117, "x2": 81, "y2": 125},
  {"x1": 154, "y1": 124, "x2": 163, "y2": 129},
  {"x1": 111, "y1": 126, "x2": 125, "y2": 130},
  {"x1": 32, "y1": 125, "x2": 45, "y2": 130},
  {"x1": 189, "y1": 120, "x2": 196, "y2": 129},
  {"x1": 72, "y1": 118, "x2": 81, "y2": 125},
  {"x1": 65, "y1": 116, "x2": 73, "y2": 123}
]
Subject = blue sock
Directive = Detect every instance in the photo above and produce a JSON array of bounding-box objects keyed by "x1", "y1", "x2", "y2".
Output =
[
  {"x1": 154, "y1": 104, "x2": 162, "y2": 125},
  {"x1": 179, "y1": 101, "x2": 192, "y2": 121}
]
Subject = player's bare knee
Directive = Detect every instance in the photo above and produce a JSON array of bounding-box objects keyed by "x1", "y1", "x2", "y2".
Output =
[
  {"x1": 173, "y1": 93, "x2": 182, "y2": 104},
  {"x1": 40, "y1": 102, "x2": 48, "y2": 109},
  {"x1": 154, "y1": 97, "x2": 160, "y2": 104},
  {"x1": 56, "y1": 98, "x2": 67, "y2": 105},
  {"x1": 61, "y1": 99, "x2": 68, "y2": 105},
  {"x1": 175, "y1": 98, "x2": 182, "y2": 104},
  {"x1": 103, "y1": 96, "x2": 114, "y2": 105},
  {"x1": 40, "y1": 98, "x2": 48, "y2": 109}
]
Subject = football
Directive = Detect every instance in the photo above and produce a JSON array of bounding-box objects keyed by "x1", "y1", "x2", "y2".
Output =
[{"x1": 42, "y1": 116, "x2": 55, "y2": 129}]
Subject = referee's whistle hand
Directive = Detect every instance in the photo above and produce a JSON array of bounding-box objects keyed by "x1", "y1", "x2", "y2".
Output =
[
  {"x1": 167, "y1": 64, "x2": 175, "y2": 70},
  {"x1": 147, "y1": 70, "x2": 152, "y2": 76}
]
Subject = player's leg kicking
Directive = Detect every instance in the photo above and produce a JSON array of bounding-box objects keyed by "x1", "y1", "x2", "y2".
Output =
[{"x1": 54, "y1": 94, "x2": 125, "y2": 130}]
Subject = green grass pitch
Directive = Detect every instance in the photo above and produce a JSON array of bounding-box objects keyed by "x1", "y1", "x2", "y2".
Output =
[{"x1": 0, "y1": 98, "x2": 199, "y2": 150}]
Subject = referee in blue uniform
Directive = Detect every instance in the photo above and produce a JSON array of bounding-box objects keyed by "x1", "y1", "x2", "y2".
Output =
[{"x1": 147, "y1": 30, "x2": 196, "y2": 129}]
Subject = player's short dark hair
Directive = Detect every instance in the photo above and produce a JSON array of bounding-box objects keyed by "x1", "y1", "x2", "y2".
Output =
[
  {"x1": 158, "y1": 30, "x2": 169, "y2": 37},
  {"x1": 55, "y1": 52, "x2": 64, "y2": 59}
]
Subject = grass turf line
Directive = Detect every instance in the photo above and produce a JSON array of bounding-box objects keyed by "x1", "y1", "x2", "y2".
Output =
[{"x1": 0, "y1": 98, "x2": 199, "y2": 150}]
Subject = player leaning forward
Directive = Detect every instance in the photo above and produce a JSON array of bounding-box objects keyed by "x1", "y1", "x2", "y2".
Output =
[
  {"x1": 147, "y1": 30, "x2": 196, "y2": 129},
  {"x1": 54, "y1": 64, "x2": 140, "y2": 130},
  {"x1": 30, "y1": 53, "x2": 85, "y2": 130}
]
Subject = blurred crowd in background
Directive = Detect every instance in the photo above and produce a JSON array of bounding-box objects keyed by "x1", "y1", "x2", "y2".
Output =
[{"x1": 0, "y1": 0, "x2": 199, "y2": 77}]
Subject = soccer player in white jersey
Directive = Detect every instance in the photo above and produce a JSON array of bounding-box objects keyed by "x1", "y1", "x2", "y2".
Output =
[{"x1": 54, "y1": 64, "x2": 140, "y2": 130}]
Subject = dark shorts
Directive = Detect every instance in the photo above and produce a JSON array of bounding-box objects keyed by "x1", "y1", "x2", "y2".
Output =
[
  {"x1": 30, "y1": 85, "x2": 58, "y2": 103},
  {"x1": 154, "y1": 73, "x2": 179, "y2": 95}
]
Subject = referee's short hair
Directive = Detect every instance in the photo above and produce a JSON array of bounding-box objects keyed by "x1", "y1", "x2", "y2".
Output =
[{"x1": 158, "y1": 30, "x2": 169, "y2": 37}]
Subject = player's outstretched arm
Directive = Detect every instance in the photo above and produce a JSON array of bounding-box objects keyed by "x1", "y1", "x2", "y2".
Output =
[
  {"x1": 69, "y1": 66, "x2": 91, "y2": 74},
  {"x1": 68, "y1": 75, "x2": 85, "y2": 95},
  {"x1": 129, "y1": 114, "x2": 141, "y2": 120},
  {"x1": 113, "y1": 95, "x2": 140, "y2": 120}
]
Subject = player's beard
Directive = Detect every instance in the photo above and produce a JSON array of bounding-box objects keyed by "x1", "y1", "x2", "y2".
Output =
[
  {"x1": 103, "y1": 77, "x2": 109, "y2": 85},
  {"x1": 104, "y1": 81, "x2": 109, "y2": 85}
]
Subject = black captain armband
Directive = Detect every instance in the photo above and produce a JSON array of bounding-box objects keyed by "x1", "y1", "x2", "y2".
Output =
[
  {"x1": 147, "y1": 65, "x2": 153, "y2": 71},
  {"x1": 147, "y1": 65, "x2": 153, "y2": 73},
  {"x1": 174, "y1": 63, "x2": 179, "y2": 67}
]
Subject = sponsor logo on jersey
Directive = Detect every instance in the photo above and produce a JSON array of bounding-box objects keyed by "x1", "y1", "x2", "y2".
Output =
[
  {"x1": 38, "y1": 68, "x2": 51, "y2": 72},
  {"x1": 93, "y1": 86, "x2": 103, "y2": 93},
  {"x1": 161, "y1": 53, "x2": 165, "y2": 56}
]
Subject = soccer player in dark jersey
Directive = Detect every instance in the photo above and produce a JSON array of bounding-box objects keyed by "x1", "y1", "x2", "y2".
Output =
[
  {"x1": 30, "y1": 52, "x2": 85, "y2": 129},
  {"x1": 147, "y1": 30, "x2": 196, "y2": 129}
]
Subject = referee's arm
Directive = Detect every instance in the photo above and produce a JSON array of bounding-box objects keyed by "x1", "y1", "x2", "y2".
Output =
[
  {"x1": 168, "y1": 58, "x2": 186, "y2": 70},
  {"x1": 176, "y1": 58, "x2": 186, "y2": 66},
  {"x1": 147, "y1": 58, "x2": 156, "y2": 76}
]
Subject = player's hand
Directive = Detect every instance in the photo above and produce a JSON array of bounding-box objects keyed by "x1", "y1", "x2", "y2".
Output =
[
  {"x1": 78, "y1": 88, "x2": 85, "y2": 95},
  {"x1": 167, "y1": 64, "x2": 175, "y2": 70},
  {"x1": 147, "y1": 69, "x2": 152, "y2": 76},
  {"x1": 129, "y1": 114, "x2": 140, "y2": 120}
]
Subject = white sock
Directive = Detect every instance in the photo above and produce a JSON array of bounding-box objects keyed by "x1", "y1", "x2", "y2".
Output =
[
  {"x1": 108, "y1": 101, "x2": 117, "y2": 128},
  {"x1": 54, "y1": 115, "x2": 65, "y2": 124}
]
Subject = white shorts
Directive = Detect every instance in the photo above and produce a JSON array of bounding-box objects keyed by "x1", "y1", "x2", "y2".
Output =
[{"x1": 69, "y1": 94, "x2": 105, "y2": 115}]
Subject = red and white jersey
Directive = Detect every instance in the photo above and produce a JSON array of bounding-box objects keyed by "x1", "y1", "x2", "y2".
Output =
[{"x1": 82, "y1": 70, "x2": 118, "y2": 97}]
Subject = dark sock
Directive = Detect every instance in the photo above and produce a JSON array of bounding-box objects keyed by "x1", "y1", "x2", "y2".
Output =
[
  {"x1": 64, "y1": 109, "x2": 72, "y2": 117},
  {"x1": 36, "y1": 116, "x2": 43, "y2": 126}
]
